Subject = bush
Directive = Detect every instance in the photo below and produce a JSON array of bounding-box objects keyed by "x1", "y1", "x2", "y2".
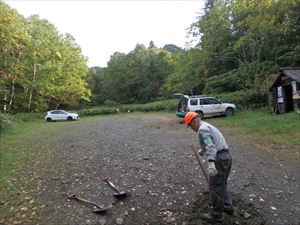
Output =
[
  {"x1": 78, "y1": 107, "x2": 118, "y2": 116},
  {"x1": 119, "y1": 99, "x2": 178, "y2": 112},
  {"x1": 214, "y1": 90, "x2": 269, "y2": 110},
  {"x1": 104, "y1": 100, "x2": 120, "y2": 107},
  {"x1": 78, "y1": 99, "x2": 178, "y2": 116},
  {"x1": 0, "y1": 114, "x2": 12, "y2": 132},
  {"x1": 203, "y1": 69, "x2": 245, "y2": 94},
  {"x1": 11, "y1": 113, "x2": 44, "y2": 122}
]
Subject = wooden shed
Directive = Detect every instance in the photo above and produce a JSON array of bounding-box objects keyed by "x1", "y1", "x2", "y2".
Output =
[{"x1": 269, "y1": 67, "x2": 300, "y2": 113}]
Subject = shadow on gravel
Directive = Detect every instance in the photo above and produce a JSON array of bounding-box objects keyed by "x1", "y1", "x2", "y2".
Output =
[{"x1": 182, "y1": 193, "x2": 266, "y2": 225}]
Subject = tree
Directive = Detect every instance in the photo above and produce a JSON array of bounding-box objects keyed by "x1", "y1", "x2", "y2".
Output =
[
  {"x1": 148, "y1": 40, "x2": 156, "y2": 49},
  {"x1": 1, "y1": 5, "x2": 91, "y2": 112},
  {"x1": 0, "y1": 2, "x2": 28, "y2": 112},
  {"x1": 20, "y1": 15, "x2": 65, "y2": 111},
  {"x1": 162, "y1": 44, "x2": 184, "y2": 54},
  {"x1": 161, "y1": 49, "x2": 206, "y2": 96},
  {"x1": 44, "y1": 33, "x2": 91, "y2": 109}
]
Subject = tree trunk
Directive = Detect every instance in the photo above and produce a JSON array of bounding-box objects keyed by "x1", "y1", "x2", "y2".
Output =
[
  {"x1": 3, "y1": 95, "x2": 7, "y2": 113},
  {"x1": 55, "y1": 102, "x2": 60, "y2": 110},
  {"x1": 8, "y1": 80, "x2": 15, "y2": 111},
  {"x1": 28, "y1": 62, "x2": 37, "y2": 111},
  {"x1": 47, "y1": 97, "x2": 51, "y2": 109}
]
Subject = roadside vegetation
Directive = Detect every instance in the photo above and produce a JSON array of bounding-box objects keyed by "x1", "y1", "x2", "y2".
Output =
[
  {"x1": 0, "y1": 119, "x2": 45, "y2": 217},
  {"x1": 209, "y1": 110, "x2": 300, "y2": 146}
]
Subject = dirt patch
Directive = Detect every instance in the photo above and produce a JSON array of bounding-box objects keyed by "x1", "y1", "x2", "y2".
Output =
[
  {"x1": 180, "y1": 193, "x2": 265, "y2": 225},
  {"x1": 1, "y1": 113, "x2": 299, "y2": 225}
]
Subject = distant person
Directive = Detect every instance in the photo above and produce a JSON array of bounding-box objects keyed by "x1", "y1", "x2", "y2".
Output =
[{"x1": 184, "y1": 112, "x2": 234, "y2": 222}]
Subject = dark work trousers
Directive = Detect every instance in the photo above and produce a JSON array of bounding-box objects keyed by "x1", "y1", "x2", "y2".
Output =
[{"x1": 209, "y1": 150, "x2": 232, "y2": 216}]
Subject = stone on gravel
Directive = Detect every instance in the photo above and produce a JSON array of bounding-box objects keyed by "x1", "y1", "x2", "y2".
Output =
[
  {"x1": 271, "y1": 206, "x2": 277, "y2": 210},
  {"x1": 249, "y1": 194, "x2": 256, "y2": 198},
  {"x1": 166, "y1": 217, "x2": 176, "y2": 223},
  {"x1": 98, "y1": 218, "x2": 106, "y2": 225},
  {"x1": 243, "y1": 212, "x2": 251, "y2": 219},
  {"x1": 116, "y1": 217, "x2": 123, "y2": 224}
]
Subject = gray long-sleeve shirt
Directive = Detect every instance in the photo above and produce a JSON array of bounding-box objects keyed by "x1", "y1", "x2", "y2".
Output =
[{"x1": 198, "y1": 121, "x2": 229, "y2": 161}]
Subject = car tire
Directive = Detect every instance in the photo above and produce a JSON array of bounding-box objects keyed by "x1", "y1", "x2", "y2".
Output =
[
  {"x1": 196, "y1": 110, "x2": 204, "y2": 119},
  {"x1": 225, "y1": 107, "x2": 234, "y2": 116},
  {"x1": 67, "y1": 116, "x2": 73, "y2": 121},
  {"x1": 46, "y1": 117, "x2": 52, "y2": 122}
]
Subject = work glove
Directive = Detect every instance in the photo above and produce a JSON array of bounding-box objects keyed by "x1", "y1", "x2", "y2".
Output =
[
  {"x1": 208, "y1": 161, "x2": 218, "y2": 176},
  {"x1": 198, "y1": 148, "x2": 204, "y2": 156}
]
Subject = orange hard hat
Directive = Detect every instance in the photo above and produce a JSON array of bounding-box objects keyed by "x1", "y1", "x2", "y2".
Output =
[{"x1": 184, "y1": 111, "x2": 199, "y2": 125}]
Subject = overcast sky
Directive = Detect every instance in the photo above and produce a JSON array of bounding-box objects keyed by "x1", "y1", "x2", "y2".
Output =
[{"x1": 5, "y1": 0, "x2": 204, "y2": 67}]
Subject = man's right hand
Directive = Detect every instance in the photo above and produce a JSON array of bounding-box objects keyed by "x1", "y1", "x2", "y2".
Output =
[{"x1": 198, "y1": 149, "x2": 204, "y2": 156}]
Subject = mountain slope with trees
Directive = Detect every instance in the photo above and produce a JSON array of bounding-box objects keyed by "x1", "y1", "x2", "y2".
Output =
[{"x1": 1, "y1": 0, "x2": 299, "y2": 113}]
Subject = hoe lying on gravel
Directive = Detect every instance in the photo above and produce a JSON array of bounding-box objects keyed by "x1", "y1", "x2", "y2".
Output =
[
  {"x1": 103, "y1": 177, "x2": 130, "y2": 199},
  {"x1": 67, "y1": 192, "x2": 113, "y2": 214}
]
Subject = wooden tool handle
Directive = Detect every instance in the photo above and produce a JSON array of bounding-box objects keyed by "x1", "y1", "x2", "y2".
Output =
[{"x1": 191, "y1": 145, "x2": 209, "y2": 185}]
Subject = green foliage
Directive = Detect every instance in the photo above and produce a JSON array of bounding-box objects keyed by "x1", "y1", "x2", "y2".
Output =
[
  {"x1": 187, "y1": 0, "x2": 299, "y2": 98},
  {"x1": 163, "y1": 44, "x2": 184, "y2": 54},
  {"x1": 90, "y1": 43, "x2": 177, "y2": 104},
  {"x1": 104, "y1": 100, "x2": 120, "y2": 107},
  {"x1": 78, "y1": 99, "x2": 178, "y2": 116},
  {"x1": 2, "y1": 1, "x2": 299, "y2": 112},
  {"x1": 78, "y1": 107, "x2": 117, "y2": 116},
  {"x1": 203, "y1": 69, "x2": 245, "y2": 94},
  {"x1": 214, "y1": 90, "x2": 269, "y2": 110},
  {"x1": 119, "y1": 99, "x2": 177, "y2": 112},
  {"x1": 0, "y1": 3, "x2": 90, "y2": 113},
  {"x1": 0, "y1": 114, "x2": 11, "y2": 132},
  {"x1": 211, "y1": 110, "x2": 300, "y2": 146},
  {"x1": 0, "y1": 113, "x2": 43, "y2": 133},
  {"x1": 161, "y1": 49, "x2": 205, "y2": 96}
]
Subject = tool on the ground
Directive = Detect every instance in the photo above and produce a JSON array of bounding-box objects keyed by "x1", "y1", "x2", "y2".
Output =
[
  {"x1": 191, "y1": 145, "x2": 209, "y2": 193},
  {"x1": 103, "y1": 177, "x2": 130, "y2": 199},
  {"x1": 67, "y1": 192, "x2": 112, "y2": 213}
]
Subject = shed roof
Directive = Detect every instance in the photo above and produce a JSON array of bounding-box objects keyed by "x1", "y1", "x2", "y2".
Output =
[
  {"x1": 269, "y1": 67, "x2": 300, "y2": 90},
  {"x1": 282, "y1": 68, "x2": 300, "y2": 82}
]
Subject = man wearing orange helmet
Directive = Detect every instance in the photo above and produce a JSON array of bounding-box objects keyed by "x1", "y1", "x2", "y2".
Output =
[{"x1": 184, "y1": 111, "x2": 233, "y2": 222}]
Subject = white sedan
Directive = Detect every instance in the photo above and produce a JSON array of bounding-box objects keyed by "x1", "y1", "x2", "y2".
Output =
[{"x1": 45, "y1": 110, "x2": 79, "y2": 122}]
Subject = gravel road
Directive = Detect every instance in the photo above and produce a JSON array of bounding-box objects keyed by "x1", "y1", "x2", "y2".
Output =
[{"x1": 2, "y1": 113, "x2": 299, "y2": 225}]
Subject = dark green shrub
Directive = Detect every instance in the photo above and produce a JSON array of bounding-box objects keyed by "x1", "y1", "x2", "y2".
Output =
[
  {"x1": 203, "y1": 70, "x2": 245, "y2": 94},
  {"x1": 119, "y1": 99, "x2": 177, "y2": 112},
  {"x1": 214, "y1": 90, "x2": 269, "y2": 110},
  {"x1": 0, "y1": 114, "x2": 11, "y2": 132},
  {"x1": 78, "y1": 107, "x2": 118, "y2": 116},
  {"x1": 12, "y1": 113, "x2": 44, "y2": 122},
  {"x1": 104, "y1": 100, "x2": 120, "y2": 107}
]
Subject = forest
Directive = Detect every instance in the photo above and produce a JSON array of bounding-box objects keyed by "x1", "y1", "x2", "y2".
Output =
[{"x1": 1, "y1": 0, "x2": 299, "y2": 113}]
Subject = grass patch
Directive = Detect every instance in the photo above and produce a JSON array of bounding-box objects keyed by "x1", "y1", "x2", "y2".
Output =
[
  {"x1": 208, "y1": 110, "x2": 300, "y2": 146},
  {"x1": 0, "y1": 120, "x2": 46, "y2": 216}
]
